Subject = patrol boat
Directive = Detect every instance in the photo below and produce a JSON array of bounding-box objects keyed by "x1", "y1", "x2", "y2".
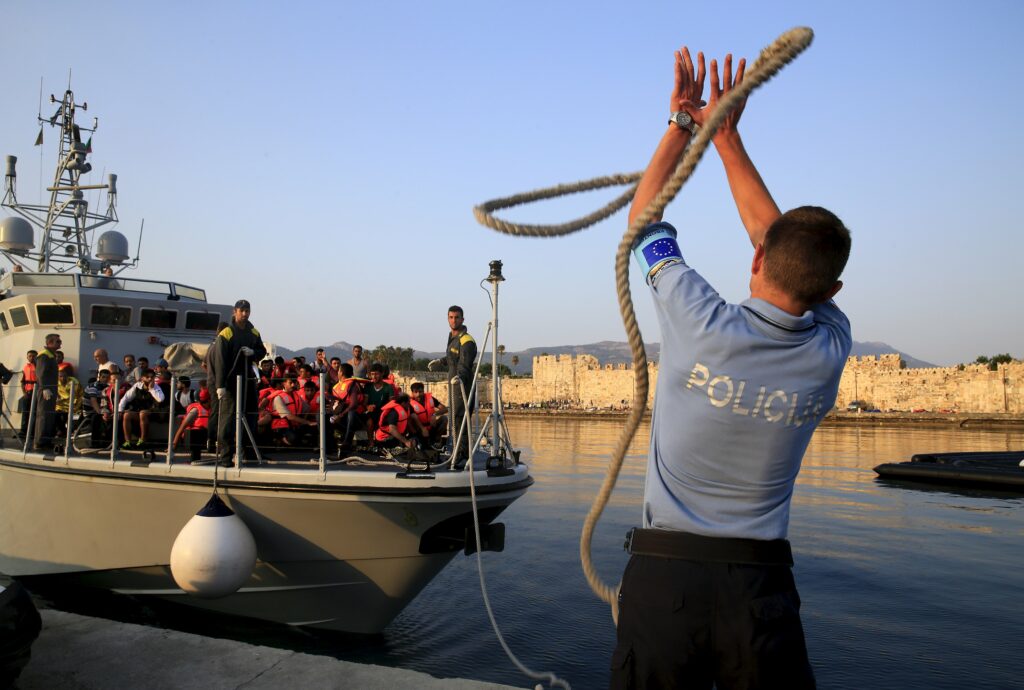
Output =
[{"x1": 0, "y1": 87, "x2": 531, "y2": 633}]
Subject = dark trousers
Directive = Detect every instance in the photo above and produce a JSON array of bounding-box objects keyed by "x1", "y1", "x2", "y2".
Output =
[
  {"x1": 449, "y1": 377, "x2": 475, "y2": 458},
  {"x1": 18, "y1": 395, "x2": 31, "y2": 438},
  {"x1": 217, "y1": 385, "x2": 258, "y2": 459},
  {"x1": 332, "y1": 409, "x2": 362, "y2": 447},
  {"x1": 611, "y1": 555, "x2": 815, "y2": 690},
  {"x1": 33, "y1": 390, "x2": 57, "y2": 449}
]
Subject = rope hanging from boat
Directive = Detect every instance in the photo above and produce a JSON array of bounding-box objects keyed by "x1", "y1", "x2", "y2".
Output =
[{"x1": 474, "y1": 27, "x2": 815, "y2": 621}]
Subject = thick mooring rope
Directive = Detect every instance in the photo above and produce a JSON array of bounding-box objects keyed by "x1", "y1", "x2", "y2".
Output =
[{"x1": 474, "y1": 27, "x2": 815, "y2": 621}]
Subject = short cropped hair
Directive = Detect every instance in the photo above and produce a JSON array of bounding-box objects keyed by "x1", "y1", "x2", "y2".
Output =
[
  {"x1": 762, "y1": 206, "x2": 851, "y2": 305},
  {"x1": 410, "y1": 382, "x2": 425, "y2": 393},
  {"x1": 369, "y1": 363, "x2": 384, "y2": 374},
  {"x1": 448, "y1": 305, "x2": 463, "y2": 317},
  {"x1": 340, "y1": 362, "x2": 354, "y2": 377}
]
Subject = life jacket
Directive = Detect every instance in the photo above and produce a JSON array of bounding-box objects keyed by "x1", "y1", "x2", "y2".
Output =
[
  {"x1": 269, "y1": 390, "x2": 302, "y2": 430},
  {"x1": 374, "y1": 400, "x2": 409, "y2": 442},
  {"x1": 410, "y1": 393, "x2": 438, "y2": 425},
  {"x1": 22, "y1": 362, "x2": 36, "y2": 393},
  {"x1": 382, "y1": 374, "x2": 402, "y2": 396},
  {"x1": 332, "y1": 378, "x2": 366, "y2": 413},
  {"x1": 258, "y1": 386, "x2": 276, "y2": 410},
  {"x1": 297, "y1": 390, "x2": 320, "y2": 417},
  {"x1": 184, "y1": 402, "x2": 210, "y2": 430}
]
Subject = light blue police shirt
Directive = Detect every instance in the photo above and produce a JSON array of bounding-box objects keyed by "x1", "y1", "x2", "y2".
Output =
[{"x1": 643, "y1": 229, "x2": 852, "y2": 540}]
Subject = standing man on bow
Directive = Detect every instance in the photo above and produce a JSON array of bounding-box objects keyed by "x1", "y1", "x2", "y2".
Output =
[
  {"x1": 33, "y1": 333, "x2": 61, "y2": 451},
  {"x1": 429, "y1": 306, "x2": 476, "y2": 459},
  {"x1": 610, "y1": 47, "x2": 851, "y2": 689},
  {"x1": 214, "y1": 300, "x2": 266, "y2": 463}
]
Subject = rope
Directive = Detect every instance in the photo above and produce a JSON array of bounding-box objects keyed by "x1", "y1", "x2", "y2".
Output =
[{"x1": 474, "y1": 27, "x2": 815, "y2": 620}]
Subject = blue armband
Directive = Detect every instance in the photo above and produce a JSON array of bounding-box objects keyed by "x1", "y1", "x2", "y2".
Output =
[{"x1": 632, "y1": 222, "x2": 683, "y2": 280}]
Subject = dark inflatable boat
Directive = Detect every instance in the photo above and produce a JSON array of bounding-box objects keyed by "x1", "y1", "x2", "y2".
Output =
[{"x1": 874, "y1": 451, "x2": 1024, "y2": 490}]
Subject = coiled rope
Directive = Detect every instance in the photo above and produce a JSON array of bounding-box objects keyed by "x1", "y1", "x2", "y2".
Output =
[{"x1": 474, "y1": 27, "x2": 815, "y2": 622}]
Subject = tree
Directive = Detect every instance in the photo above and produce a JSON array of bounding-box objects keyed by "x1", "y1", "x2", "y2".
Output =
[
  {"x1": 511, "y1": 355, "x2": 520, "y2": 368},
  {"x1": 478, "y1": 363, "x2": 511, "y2": 377},
  {"x1": 368, "y1": 345, "x2": 416, "y2": 371}
]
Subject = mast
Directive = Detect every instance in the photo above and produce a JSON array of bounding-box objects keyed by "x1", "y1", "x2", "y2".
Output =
[{"x1": 1, "y1": 88, "x2": 125, "y2": 274}]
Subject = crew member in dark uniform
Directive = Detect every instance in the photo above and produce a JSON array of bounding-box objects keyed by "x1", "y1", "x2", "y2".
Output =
[
  {"x1": 429, "y1": 305, "x2": 476, "y2": 459},
  {"x1": 214, "y1": 301, "x2": 266, "y2": 463},
  {"x1": 33, "y1": 333, "x2": 61, "y2": 450}
]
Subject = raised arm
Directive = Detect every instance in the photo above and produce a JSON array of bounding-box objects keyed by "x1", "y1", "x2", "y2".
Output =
[
  {"x1": 627, "y1": 47, "x2": 705, "y2": 228},
  {"x1": 677, "y1": 55, "x2": 780, "y2": 246}
]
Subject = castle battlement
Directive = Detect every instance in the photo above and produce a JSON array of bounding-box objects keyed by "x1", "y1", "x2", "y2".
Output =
[{"x1": 487, "y1": 351, "x2": 1024, "y2": 413}]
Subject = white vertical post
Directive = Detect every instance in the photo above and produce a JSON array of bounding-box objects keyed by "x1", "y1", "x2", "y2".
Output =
[
  {"x1": 234, "y1": 375, "x2": 242, "y2": 469},
  {"x1": 318, "y1": 373, "x2": 326, "y2": 474},
  {"x1": 166, "y1": 376, "x2": 176, "y2": 467},
  {"x1": 64, "y1": 378, "x2": 75, "y2": 464}
]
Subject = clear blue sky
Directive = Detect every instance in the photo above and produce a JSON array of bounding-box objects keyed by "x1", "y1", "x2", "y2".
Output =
[{"x1": 2, "y1": 0, "x2": 1021, "y2": 365}]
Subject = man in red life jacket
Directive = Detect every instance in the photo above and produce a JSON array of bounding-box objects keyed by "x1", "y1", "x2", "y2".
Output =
[
  {"x1": 409, "y1": 382, "x2": 447, "y2": 445},
  {"x1": 269, "y1": 376, "x2": 316, "y2": 447},
  {"x1": 373, "y1": 394, "x2": 417, "y2": 450},
  {"x1": 18, "y1": 349, "x2": 37, "y2": 439},
  {"x1": 330, "y1": 362, "x2": 365, "y2": 453},
  {"x1": 297, "y1": 364, "x2": 316, "y2": 391},
  {"x1": 297, "y1": 379, "x2": 321, "y2": 422},
  {"x1": 173, "y1": 387, "x2": 212, "y2": 460}
]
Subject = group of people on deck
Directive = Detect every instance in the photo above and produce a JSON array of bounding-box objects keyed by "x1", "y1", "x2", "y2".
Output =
[{"x1": 12, "y1": 302, "x2": 476, "y2": 463}]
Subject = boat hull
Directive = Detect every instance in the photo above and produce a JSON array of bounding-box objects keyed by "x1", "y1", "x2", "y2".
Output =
[{"x1": 0, "y1": 450, "x2": 530, "y2": 633}]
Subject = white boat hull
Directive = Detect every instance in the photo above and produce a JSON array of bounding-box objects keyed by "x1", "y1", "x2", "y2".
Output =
[{"x1": 0, "y1": 450, "x2": 531, "y2": 633}]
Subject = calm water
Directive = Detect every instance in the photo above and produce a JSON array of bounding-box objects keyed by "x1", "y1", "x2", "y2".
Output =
[{"x1": 39, "y1": 418, "x2": 1024, "y2": 689}]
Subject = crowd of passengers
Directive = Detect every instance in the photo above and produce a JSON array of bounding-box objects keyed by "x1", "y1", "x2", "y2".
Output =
[{"x1": 16, "y1": 345, "x2": 448, "y2": 459}]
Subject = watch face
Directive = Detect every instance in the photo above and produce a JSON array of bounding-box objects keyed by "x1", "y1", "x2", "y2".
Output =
[{"x1": 674, "y1": 111, "x2": 692, "y2": 126}]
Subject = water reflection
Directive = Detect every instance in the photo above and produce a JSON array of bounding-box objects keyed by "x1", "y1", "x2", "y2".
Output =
[{"x1": 34, "y1": 417, "x2": 1024, "y2": 690}]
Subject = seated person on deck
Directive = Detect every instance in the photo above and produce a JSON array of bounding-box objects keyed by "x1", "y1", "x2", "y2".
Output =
[
  {"x1": 409, "y1": 382, "x2": 447, "y2": 444},
  {"x1": 373, "y1": 394, "x2": 419, "y2": 450},
  {"x1": 363, "y1": 363, "x2": 397, "y2": 442},
  {"x1": 268, "y1": 376, "x2": 317, "y2": 447},
  {"x1": 117, "y1": 369, "x2": 165, "y2": 447},
  {"x1": 84, "y1": 370, "x2": 115, "y2": 445},
  {"x1": 55, "y1": 367, "x2": 84, "y2": 439}
]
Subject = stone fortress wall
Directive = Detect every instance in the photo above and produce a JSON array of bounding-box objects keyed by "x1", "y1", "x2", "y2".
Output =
[{"x1": 404, "y1": 353, "x2": 1023, "y2": 414}]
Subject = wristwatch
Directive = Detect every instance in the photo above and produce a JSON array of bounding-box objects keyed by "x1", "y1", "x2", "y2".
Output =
[{"x1": 668, "y1": 111, "x2": 698, "y2": 134}]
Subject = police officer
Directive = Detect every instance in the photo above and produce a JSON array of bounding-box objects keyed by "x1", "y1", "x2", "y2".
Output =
[
  {"x1": 214, "y1": 300, "x2": 266, "y2": 463},
  {"x1": 429, "y1": 305, "x2": 476, "y2": 459}
]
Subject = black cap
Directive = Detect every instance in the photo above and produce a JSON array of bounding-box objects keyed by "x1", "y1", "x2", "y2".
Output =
[{"x1": 234, "y1": 299, "x2": 251, "y2": 309}]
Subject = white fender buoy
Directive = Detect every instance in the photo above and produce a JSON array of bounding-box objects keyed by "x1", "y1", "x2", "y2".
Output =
[{"x1": 170, "y1": 493, "x2": 257, "y2": 599}]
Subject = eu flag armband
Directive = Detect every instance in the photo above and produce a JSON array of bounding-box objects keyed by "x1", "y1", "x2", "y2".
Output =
[{"x1": 632, "y1": 222, "x2": 683, "y2": 281}]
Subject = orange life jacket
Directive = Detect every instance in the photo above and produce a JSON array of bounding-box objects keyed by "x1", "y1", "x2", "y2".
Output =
[
  {"x1": 410, "y1": 394, "x2": 438, "y2": 425},
  {"x1": 332, "y1": 378, "x2": 366, "y2": 413},
  {"x1": 22, "y1": 362, "x2": 36, "y2": 393},
  {"x1": 184, "y1": 402, "x2": 210, "y2": 430},
  {"x1": 269, "y1": 390, "x2": 302, "y2": 430},
  {"x1": 374, "y1": 400, "x2": 408, "y2": 442}
]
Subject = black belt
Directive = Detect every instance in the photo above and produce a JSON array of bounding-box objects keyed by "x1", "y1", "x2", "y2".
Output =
[{"x1": 624, "y1": 528, "x2": 793, "y2": 567}]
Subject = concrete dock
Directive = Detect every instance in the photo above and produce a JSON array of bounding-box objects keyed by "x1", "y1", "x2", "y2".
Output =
[{"x1": 16, "y1": 609, "x2": 523, "y2": 689}]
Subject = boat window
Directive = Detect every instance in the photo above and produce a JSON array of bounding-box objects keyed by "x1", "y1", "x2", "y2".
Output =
[
  {"x1": 174, "y1": 284, "x2": 207, "y2": 301},
  {"x1": 0, "y1": 313, "x2": 8, "y2": 332},
  {"x1": 91, "y1": 305, "x2": 131, "y2": 327},
  {"x1": 140, "y1": 308, "x2": 178, "y2": 329},
  {"x1": 9, "y1": 306, "x2": 29, "y2": 328},
  {"x1": 36, "y1": 303, "x2": 74, "y2": 324},
  {"x1": 185, "y1": 311, "x2": 221, "y2": 331}
]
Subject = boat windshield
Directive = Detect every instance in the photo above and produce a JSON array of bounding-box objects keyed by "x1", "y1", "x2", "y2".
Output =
[{"x1": 2, "y1": 273, "x2": 207, "y2": 302}]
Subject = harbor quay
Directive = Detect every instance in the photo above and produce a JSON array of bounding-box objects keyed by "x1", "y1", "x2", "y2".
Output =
[{"x1": 17, "y1": 609, "x2": 522, "y2": 690}]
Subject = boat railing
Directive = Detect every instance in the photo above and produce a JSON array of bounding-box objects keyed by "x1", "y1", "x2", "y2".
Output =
[
  {"x1": 0, "y1": 363, "x2": 517, "y2": 476},
  {"x1": 1, "y1": 272, "x2": 207, "y2": 302}
]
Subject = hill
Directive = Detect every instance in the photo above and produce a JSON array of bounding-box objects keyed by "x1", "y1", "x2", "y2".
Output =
[{"x1": 274, "y1": 339, "x2": 934, "y2": 374}]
